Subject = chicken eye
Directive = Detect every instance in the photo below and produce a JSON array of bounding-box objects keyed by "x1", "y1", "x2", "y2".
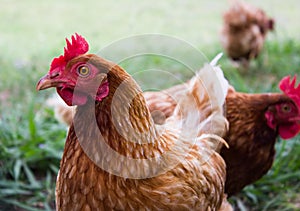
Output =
[
  {"x1": 281, "y1": 104, "x2": 291, "y2": 113},
  {"x1": 77, "y1": 65, "x2": 90, "y2": 77}
]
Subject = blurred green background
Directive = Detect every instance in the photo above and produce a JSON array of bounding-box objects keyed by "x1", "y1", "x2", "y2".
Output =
[{"x1": 0, "y1": 0, "x2": 300, "y2": 210}]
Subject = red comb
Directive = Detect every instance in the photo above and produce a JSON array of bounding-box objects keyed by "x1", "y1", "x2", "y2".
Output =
[
  {"x1": 50, "y1": 33, "x2": 89, "y2": 71},
  {"x1": 279, "y1": 75, "x2": 300, "y2": 108}
]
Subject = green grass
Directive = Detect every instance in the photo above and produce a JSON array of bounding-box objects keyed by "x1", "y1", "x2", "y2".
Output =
[{"x1": 1, "y1": 0, "x2": 300, "y2": 210}]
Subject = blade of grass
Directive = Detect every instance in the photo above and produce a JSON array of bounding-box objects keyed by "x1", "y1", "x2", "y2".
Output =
[
  {"x1": 0, "y1": 188, "x2": 32, "y2": 196},
  {"x1": 1, "y1": 198, "x2": 43, "y2": 211},
  {"x1": 27, "y1": 97, "x2": 37, "y2": 141},
  {"x1": 273, "y1": 140, "x2": 287, "y2": 176},
  {"x1": 13, "y1": 159, "x2": 22, "y2": 180},
  {"x1": 22, "y1": 162, "x2": 41, "y2": 188}
]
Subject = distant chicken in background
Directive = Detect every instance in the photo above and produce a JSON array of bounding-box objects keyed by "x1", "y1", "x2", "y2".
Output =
[{"x1": 221, "y1": 1, "x2": 274, "y2": 67}]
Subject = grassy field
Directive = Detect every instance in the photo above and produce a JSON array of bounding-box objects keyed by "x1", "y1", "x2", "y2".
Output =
[{"x1": 1, "y1": 0, "x2": 300, "y2": 210}]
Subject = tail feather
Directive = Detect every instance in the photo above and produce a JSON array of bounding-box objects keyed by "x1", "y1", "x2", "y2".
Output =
[{"x1": 167, "y1": 54, "x2": 229, "y2": 150}]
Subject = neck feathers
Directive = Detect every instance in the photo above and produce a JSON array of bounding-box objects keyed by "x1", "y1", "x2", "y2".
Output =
[{"x1": 74, "y1": 64, "x2": 159, "y2": 157}]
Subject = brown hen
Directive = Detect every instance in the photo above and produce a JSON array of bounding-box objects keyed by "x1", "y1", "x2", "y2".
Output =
[
  {"x1": 37, "y1": 34, "x2": 232, "y2": 210},
  {"x1": 144, "y1": 76, "x2": 300, "y2": 196},
  {"x1": 221, "y1": 1, "x2": 274, "y2": 66},
  {"x1": 146, "y1": 76, "x2": 300, "y2": 196},
  {"x1": 221, "y1": 86, "x2": 300, "y2": 196}
]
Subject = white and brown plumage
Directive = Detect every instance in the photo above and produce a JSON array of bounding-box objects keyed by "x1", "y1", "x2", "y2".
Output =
[
  {"x1": 221, "y1": 1, "x2": 274, "y2": 66},
  {"x1": 47, "y1": 47, "x2": 300, "y2": 199},
  {"x1": 37, "y1": 34, "x2": 231, "y2": 210}
]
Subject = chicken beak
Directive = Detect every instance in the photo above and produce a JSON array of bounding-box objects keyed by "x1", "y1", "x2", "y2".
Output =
[{"x1": 36, "y1": 74, "x2": 53, "y2": 91}]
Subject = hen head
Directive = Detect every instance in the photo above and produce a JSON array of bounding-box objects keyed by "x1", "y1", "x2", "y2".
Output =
[
  {"x1": 265, "y1": 75, "x2": 300, "y2": 139},
  {"x1": 36, "y1": 33, "x2": 110, "y2": 106}
]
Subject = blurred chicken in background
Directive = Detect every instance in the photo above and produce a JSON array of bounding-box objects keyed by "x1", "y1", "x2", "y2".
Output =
[{"x1": 221, "y1": 1, "x2": 274, "y2": 67}]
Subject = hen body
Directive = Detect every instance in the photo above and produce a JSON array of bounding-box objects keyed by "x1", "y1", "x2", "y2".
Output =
[
  {"x1": 221, "y1": 1, "x2": 274, "y2": 65},
  {"x1": 220, "y1": 89, "x2": 297, "y2": 196},
  {"x1": 144, "y1": 83, "x2": 300, "y2": 196},
  {"x1": 37, "y1": 34, "x2": 231, "y2": 210}
]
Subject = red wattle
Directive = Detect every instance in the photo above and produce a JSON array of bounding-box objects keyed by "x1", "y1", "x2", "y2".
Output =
[
  {"x1": 278, "y1": 124, "x2": 300, "y2": 139},
  {"x1": 57, "y1": 87, "x2": 88, "y2": 106},
  {"x1": 95, "y1": 81, "x2": 109, "y2": 102},
  {"x1": 265, "y1": 111, "x2": 276, "y2": 129}
]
